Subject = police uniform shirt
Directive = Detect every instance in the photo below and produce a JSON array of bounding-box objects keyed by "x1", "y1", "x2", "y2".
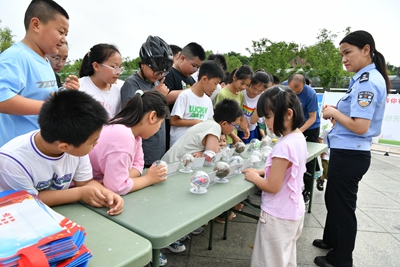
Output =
[{"x1": 328, "y1": 63, "x2": 386, "y2": 150}]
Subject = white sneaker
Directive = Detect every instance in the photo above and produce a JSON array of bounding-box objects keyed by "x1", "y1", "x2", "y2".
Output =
[
  {"x1": 178, "y1": 235, "x2": 190, "y2": 242},
  {"x1": 151, "y1": 253, "x2": 167, "y2": 266},
  {"x1": 191, "y1": 226, "x2": 204, "y2": 235},
  {"x1": 167, "y1": 241, "x2": 186, "y2": 253}
]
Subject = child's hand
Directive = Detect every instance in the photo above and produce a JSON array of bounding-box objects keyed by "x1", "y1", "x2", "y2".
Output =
[
  {"x1": 64, "y1": 75, "x2": 80, "y2": 90},
  {"x1": 154, "y1": 77, "x2": 169, "y2": 97},
  {"x1": 192, "y1": 151, "x2": 203, "y2": 158},
  {"x1": 102, "y1": 191, "x2": 124, "y2": 216},
  {"x1": 145, "y1": 163, "x2": 168, "y2": 184},
  {"x1": 80, "y1": 185, "x2": 109, "y2": 208},
  {"x1": 242, "y1": 168, "x2": 259, "y2": 183}
]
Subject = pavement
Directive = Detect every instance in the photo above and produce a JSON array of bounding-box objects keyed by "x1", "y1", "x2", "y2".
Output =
[{"x1": 159, "y1": 144, "x2": 400, "y2": 267}]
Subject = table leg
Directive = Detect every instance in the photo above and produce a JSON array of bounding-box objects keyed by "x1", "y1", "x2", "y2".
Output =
[
  {"x1": 208, "y1": 220, "x2": 214, "y2": 250},
  {"x1": 307, "y1": 158, "x2": 317, "y2": 213},
  {"x1": 151, "y1": 248, "x2": 160, "y2": 267}
]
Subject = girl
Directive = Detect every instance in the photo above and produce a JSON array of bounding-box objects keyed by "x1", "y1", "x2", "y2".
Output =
[
  {"x1": 238, "y1": 70, "x2": 272, "y2": 143},
  {"x1": 242, "y1": 86, "x2": 307, "y2": 267},
  {"x1": 214, "y1": 65, "x2": 253, "y2": 144},
  {"x1": 79, "y1": 43, "x2": 123, "y2": 118},
  {"x1": 88, "y1": 90, "x2": 171, "y2": 266},
  {"x1": 47, "y1": 42, "x2": 79, "y2": 89},
  {"x1": 88, "y1": 90, "x2": 169, "y2": 196},
  {"x1": 313, "y1": 30, "x2": 389, "y2": 267}
]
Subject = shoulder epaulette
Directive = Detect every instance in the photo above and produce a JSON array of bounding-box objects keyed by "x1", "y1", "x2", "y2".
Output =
[{"x1": 359, "y1": 72, "x2": 369, "y2": 83}]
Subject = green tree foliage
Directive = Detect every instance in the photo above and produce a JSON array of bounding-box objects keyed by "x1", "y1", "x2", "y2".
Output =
[
  {"x1": 0, "y1": 20, "x2": 15, "y2": 53},
  {"x1": 301, "y1": 28, "x2": 351, "y2": 88},
  {"x1": 246, "y1": 38, "x2": 301, "y2": 81}
]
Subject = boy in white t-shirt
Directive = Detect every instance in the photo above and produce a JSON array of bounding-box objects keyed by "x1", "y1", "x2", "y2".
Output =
[
  {"x1": 0, "y1": 90, "x2": 124, "y2": 215},
  {"x1": 316, "y1": 118, "x2": 336, "y2": 191},
  {"x1": 162, "y1": 99, "x2": 243, "y2": 163},
  {"x1": 169, "y1": 60, "x2": 224, "y2": 146}
]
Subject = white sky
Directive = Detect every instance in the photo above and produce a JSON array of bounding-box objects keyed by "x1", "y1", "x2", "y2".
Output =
[{"x1": 1, "y1": 0, "x2": 399, "y2": 66}]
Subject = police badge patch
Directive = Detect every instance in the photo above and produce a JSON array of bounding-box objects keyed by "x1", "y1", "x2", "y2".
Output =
[{"x1": 357, "y1": 91, "x2": 374, "y2": 107}]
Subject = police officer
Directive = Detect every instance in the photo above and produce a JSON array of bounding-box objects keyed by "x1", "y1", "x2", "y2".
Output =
[{"x1": 313, "y1": 30, "x2": 390, "y2": 267}]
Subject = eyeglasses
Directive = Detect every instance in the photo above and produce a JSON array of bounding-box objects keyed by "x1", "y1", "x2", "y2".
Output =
[
  {"x1": 51, "y1": 56, "x2": 71, "y2": 65},
  {"x1": 147, "y1": 65, "x2": 169, "y2": 77},
  {"x1": 185, "y1": 58, "x2": 200, "y2": 72},
  {"x1": 229, "y1": 123, "x2": 240, "y2": 130},
  {"x1": 100, "y1": 64, "x2": 125, "y2": 74}
]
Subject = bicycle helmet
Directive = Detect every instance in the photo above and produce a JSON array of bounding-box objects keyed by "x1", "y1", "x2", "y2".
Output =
[{"x1": 140, "y1": 35, "x2": 173, "y2": 72}]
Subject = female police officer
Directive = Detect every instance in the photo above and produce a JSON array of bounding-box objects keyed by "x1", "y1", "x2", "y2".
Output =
[{"x1": 313, "y1": 30, "x2": 390, "y2": 267}]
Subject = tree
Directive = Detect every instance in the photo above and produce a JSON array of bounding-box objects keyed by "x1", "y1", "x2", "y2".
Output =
[
  {"x1": 246, "y1": 38, "x2": 301, "y2": 81},
  {"x1": 0, "y1": 20, "x2": 15, "y2": 53},
  {"x1": 301, "y1": 28, "x2": 351, "y2": 88}
]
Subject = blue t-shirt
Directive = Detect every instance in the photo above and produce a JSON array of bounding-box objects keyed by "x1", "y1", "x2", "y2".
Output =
[
  {"x1": 0, "y1": 42, "x2": 57, "y2": 146},
  {"x1": 297, "y1": 84, "x2": 320, "y2": 130},
  {"x1": 328, "y1": 64, "x2": 386, "y2": 150},
  {"x1": 282, "y1": 82, "x2": 320, "y2": 130}
]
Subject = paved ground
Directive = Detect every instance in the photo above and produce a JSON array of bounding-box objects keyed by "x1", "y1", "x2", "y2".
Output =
[{"x1": 160, "y1": 145, "x2": 400, "y2": 267}]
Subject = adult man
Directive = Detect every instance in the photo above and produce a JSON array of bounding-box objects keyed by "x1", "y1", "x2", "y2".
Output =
[{"x1": 287, "y1": 73, "x2": 321, "y2": 204}]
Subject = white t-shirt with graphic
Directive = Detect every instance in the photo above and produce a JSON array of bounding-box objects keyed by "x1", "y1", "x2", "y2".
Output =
[
  {"x1": 0, "y1": 131, "x2": 92, "y2": 195},
  {"x1": 242, "y1": 90, "x2": 260, "y2": 131},
  {"x1": 170, "y1": 89, "x2": 214, "y2": 146},
  {"x1": 79, "y1": 76, "x2": 121, "y2": 118}
]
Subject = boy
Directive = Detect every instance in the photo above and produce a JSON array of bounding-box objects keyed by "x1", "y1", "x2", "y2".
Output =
[
  {"x1": 164, "y1": 42, "x2": 206, "y2": 150},
  {"x1": 162, "y1": 99, "x2": 243, "y2": 163},
  {"x1": 169, "y1": 60, "x2": 224, "y2": 146},
  {"x1": 120, "y1": 35, "x2": 173, "y2": 168},
  {"x1": 0, "y1": 90, "x2": 124, "y2": 215},
  {"x1": 0, "y1": 0, "x2": 69, "y2": 146},
  {"x1": 316, "y1": 118, "x2": 336, "y2": 191}
]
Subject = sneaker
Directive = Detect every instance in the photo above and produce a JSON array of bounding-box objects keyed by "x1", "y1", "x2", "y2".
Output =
[
  {"x1": 191, "y1": 226, "x2": 204, "y2": 235},
  {"x1": 314, "y1": 170, "x2": 322, "y2": 179},
  {"x1": 151, "y1": 253, "x2": 167, "y2": 266},
  {"x1": 178, "y1": 235, "x2": 190, "y2": 242},
  {"x1": 316, "y1": 177, "x2": 325, "y2": 191},
  {"x1": 167, "y1": 241, "x2": 186, "y2": 253},
  {"x1": 303, "y1": 191, "x2": 310, "y2": 205}
]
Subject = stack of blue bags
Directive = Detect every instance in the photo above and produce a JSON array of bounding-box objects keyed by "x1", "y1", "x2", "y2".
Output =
[{"x1": 0, "y1": 190, "x2": 92, "y2": 267}]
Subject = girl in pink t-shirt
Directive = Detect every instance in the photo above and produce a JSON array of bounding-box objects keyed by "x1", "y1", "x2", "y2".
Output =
[
  {"x1": 89, "y1": 90, "x2": 169, "y2": 195},
  {"x1": 243, "y1": 86, "x2": 308, "y2": 267}
]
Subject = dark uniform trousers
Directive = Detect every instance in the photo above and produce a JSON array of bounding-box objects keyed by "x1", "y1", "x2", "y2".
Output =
[{"x1": 323, "y1": 148, "x2": 370, "y2": 266}]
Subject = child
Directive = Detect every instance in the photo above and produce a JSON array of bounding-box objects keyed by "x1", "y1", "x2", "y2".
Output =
[
  {"x1": 316, "y1": 117, "x2": 336, "y2": 191},
  {"x1": 120, "y1": 35, "x2": 173, "y2": 168},
  {"x1": 79, "y1": 43, "x2": 123, "y2": 118},
  {"x1": 214, "y1": 65, "x2": 253, "y2": 145},
  {"x1": 89, "y1": 90, "x2": 169, "y2": 195},
  {"x1": 169, "y1": 44, "x2": 182, "y2": 65},
  {"x1": 242, "y1": 86, "x2": 307, "y2": 267},
  {"x1": 0, "y1": 0, "x2": 69, "y2": 147},
  {"x1": 162, "y1": 99, "x2": 243, "y2": 163},
  {"x1": 164, "y1": 42, "x2": 206, "y2": 150},
  {"x1": 47, "y1": 42, "x2": 79, "y2": 89},
  {"x1": 169, "y1": 60, "x2": 224, "y2": 146},
  {"x1": 0, "y1": 90, "x2": 124, "y2": 216},
  {"x1": 238, "y1": 70, "x2": 272, "y2": 143}
]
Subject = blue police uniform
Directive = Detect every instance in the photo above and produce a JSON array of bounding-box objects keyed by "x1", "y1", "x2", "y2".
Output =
[{"x1": 323, "y1": 63, "x2": 386, "y2": 266}]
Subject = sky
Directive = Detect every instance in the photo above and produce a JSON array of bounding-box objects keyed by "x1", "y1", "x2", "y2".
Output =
[{"x1": 1, "y1": 0, "x2": 399, "y2": 66}]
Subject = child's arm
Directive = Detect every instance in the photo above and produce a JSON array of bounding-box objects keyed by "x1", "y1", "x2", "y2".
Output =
[
  {"x1": 243, "y1": 157, "x2": 290, "y2": 194},
  {"x1": 166, "y1": 90, "x2": 182, "y2": 105},
  {"x1": 170, "y1": 115, "x2": 202, "y2": 127},
  {"x1": 38, "y1": 180, "x2": 124, "y2": 215},
  {"x1": 0, "y1": 95, "x2": 45, "y2": 115},
  {"x1": 129, "y1": 164, "x2": 167, "y2": 192},
  {"x1": 239, "y1": 116, "x2": 250, "y2": 139},
  {"x1": 192, "y1": 133, "x2": 220, "y2": 157},
  {"x1": 229, "y1": 132, "x2": 242, "y2": 144}
]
